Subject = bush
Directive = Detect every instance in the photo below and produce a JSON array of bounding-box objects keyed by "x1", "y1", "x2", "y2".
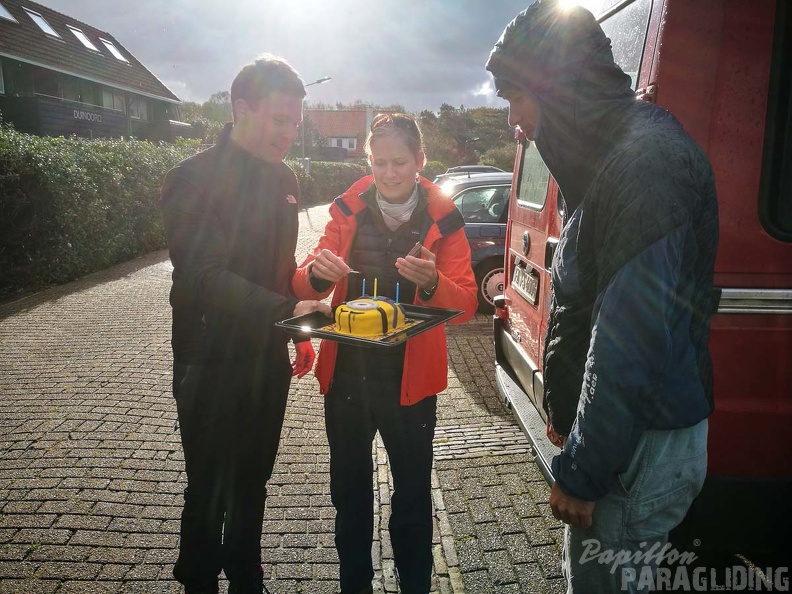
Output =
[
  {"x1": 479, "y1": 144, "x2": 518, "y2": 172},
  {"x1": 290, "y1": 160, "x2": 368, "y2": 209},
  {"x1": 0, "y1": 126, "x2": 199, "y2": 297},
  {"x1": 422, "y1": 160, "x2": 447, "y2": 182},
  {"x1": 0, "y1": 127, "x2": 389, "y2": 299}
]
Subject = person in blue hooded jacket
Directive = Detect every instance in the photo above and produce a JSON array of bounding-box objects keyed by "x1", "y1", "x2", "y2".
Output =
[{"x1": 486, "y1": 1, "x2": 719, "y2": 592}]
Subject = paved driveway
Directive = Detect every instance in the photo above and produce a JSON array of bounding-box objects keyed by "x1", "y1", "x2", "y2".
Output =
[{"x1": 0, "y1": 204, "x2": 564, "y2": 594}]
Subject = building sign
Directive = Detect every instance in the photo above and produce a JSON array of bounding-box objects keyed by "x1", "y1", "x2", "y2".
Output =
[{"x1": 73, "y1": 110, "x2": 101, "y2": 123}]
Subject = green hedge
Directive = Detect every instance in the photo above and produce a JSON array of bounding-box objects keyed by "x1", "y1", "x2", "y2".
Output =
[
  {"x1": 0, "y1": 126, "x2": 436, "y2": 300},
  {"x1": 289, "y1": 159, "x2": 448, "y2": 208},
  {"x1": 291, "y1": 160, "x2": 368, "y2": 209},
  {"x1": 0, "y1": 126, "x2": 199, "y2": 298}
]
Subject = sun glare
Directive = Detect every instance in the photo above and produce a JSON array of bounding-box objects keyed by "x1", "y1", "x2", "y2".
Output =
[{"x1": 558, "y1": 0, "x2": 580, "y2": 10}]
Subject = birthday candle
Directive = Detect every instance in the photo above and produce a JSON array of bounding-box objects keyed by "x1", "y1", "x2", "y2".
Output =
[
  {"x1": 374, "y1": 278, "x2": 378, "y2": 298},
  {"x1": 362, "y1": 278, "x2": 366, "y2": 297},
  {"x1": 395, "y1": 282, "x2": 400, "y2": 303}
]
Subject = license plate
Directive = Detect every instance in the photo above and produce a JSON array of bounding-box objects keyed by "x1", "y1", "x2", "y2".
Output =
[{"x1": 513, "y1": 265, "x2": 539, "y2": 305}]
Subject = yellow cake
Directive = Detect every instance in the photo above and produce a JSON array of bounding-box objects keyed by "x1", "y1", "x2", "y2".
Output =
[{"x1": 334, "y1": 297, "x2": 407, "y2": 337}]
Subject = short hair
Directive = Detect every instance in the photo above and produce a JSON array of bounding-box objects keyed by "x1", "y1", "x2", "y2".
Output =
[
  {"x1": 230, "y1": 54, "x2": 306, "y2": 118},
  {"x1": 365, "y1": 113, "x2": 426, "y2": 166}
]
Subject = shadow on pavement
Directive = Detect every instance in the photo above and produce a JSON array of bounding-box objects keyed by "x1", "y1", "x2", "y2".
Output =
[{"x1": 0, "y1": 250, "x2": 172, "y2": 320}]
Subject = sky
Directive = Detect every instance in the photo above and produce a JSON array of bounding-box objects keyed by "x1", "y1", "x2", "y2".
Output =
[{"x1": 35, "y1": 0, "x2": 534, "y2": 113}]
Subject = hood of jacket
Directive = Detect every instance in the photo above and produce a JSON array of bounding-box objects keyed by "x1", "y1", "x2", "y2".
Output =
[{"x1": 486, "y1": 0, "x2": 636, "y2": 212}]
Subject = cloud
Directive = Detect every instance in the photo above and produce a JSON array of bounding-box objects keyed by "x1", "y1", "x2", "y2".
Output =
[{"x1": 37, "y1": 0, "x2": 530, "y2": 112}]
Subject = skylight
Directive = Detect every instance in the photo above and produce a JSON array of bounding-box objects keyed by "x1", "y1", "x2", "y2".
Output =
[
  {"x1": 0, "y1": 2, "x2": 17, "y2": 23},
  {"x1": 24, "y1": 9, "x2": 60, "y2": 37},
  {"x1": 69, "y1": 26, "x2": 99, "y2": 51},
  {"x1": 100, "y1": 38, "x2": 128, "y2": 62}
]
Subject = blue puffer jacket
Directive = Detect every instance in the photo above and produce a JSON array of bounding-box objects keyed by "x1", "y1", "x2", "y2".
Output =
[{"x1": 487, "y1": 0, "x2": 719, "y2": 501}]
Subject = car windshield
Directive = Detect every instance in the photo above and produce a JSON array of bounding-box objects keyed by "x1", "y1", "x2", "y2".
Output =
[{"x1": 453, "y1": 186, "x2": 510, "y2": 223}]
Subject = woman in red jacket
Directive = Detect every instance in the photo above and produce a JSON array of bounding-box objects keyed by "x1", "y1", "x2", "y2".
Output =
[{"x1": 292, "y1": 113, "x2": 477, "y2": 594}]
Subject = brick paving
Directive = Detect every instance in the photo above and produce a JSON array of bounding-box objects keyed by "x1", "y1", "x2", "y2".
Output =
[{"x1": 0, "y1": 204, "x2": 565, "y2": 593}]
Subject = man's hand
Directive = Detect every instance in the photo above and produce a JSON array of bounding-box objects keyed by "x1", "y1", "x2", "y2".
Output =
[
  {"x1": 291, "y1": 341, "x2": 315, "y2": 378},
  {"x1": 546, "y1": 416, "x2": 565, "y2": 448},
  {"x1": 395, "y1": 246, "x2": 438, "y2": 291},
  {"x1": 550, "y1": 481, "x2": 596, "y2": 529},
  {"x1": 293, "y1": 300, "x2": 332, "y2": 318}
]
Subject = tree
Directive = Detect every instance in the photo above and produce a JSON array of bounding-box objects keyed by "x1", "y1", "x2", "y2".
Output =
[
  {"x1": 287, "y1": 115, "x2": 327, "y2": 160},
  {"x1": 419, "y1": 104, "x2": 513, "y2": 170},
  {"x1": 180, "y1": 91, "x2": 518, "y2": 167},
  {"x1": 202, "y1": 91, "x2": 232, "y2": 124}
]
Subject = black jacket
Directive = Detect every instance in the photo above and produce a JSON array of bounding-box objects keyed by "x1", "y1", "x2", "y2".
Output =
[
  {"x1": 161, "y1": 124, "x2": 303, "y2": 364},
  {"x1": 487, "y1": 1, "x2": 718, "y2": 500}
]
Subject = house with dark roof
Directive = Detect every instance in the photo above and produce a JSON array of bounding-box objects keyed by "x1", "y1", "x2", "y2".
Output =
[
  {"x1": 305, "y1": 107, "x2": 374, "y2": 161},
  {"x1": 0, "y1": 0, "x2": 196, "y2": 141}
]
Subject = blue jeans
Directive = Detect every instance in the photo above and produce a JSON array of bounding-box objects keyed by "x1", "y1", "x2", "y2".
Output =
[{"x1": 562, "y1": 419, "x2": 708, "y2": 593}]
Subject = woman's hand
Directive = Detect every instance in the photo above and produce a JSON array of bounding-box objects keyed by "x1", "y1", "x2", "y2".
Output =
[
  {"x1": 311, "y1": 249, "x2": 354, "y2": 283},
  {"x1": 395, "y1": 246, "x2": 438, "y2": 291}
]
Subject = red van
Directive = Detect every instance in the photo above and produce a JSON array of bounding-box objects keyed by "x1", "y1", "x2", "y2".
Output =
[{"x1": 493, "y1": 0, "x2": 791, "y2": 559}]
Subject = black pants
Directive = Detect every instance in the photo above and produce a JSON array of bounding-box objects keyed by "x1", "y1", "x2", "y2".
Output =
[
  {"x1": 325, "y1": 372, "x2": 437, "y2": 594},
  {"x1": 172, "y1": 350, "x2": 291, "y2": 588}
]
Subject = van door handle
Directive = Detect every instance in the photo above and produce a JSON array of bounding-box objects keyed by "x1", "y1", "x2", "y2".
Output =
[{"x1": 545, "y1": 237, "x2": 559, "y2": 271}]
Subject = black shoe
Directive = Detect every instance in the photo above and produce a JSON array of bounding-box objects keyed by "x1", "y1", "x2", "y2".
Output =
[
  {"x1": 228, "y1": 563, "x2": 268, "y2": 594},
  {"x1": 228, "y1": 584, "x2": 271, "y2": 594},
  {"x1": 340, "y1": 585, "x2": 373, "y2": 594},
  {"x1": 184, "y1": 580, "x2": 219, "y2": 594}
]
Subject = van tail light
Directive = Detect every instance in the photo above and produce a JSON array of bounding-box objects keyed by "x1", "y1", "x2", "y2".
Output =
[{"x1": 493, "y1": 295, "x2": 509, "y2": 320}]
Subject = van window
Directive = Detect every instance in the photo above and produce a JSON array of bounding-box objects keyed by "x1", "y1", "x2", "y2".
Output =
[
  {"x1": 599, "y1": 0, "x2": 653, "y2": 89},
  {"x1": 515, "y1": 140, "x2": 552, "y2": 211},
  {"x1": 759, "y1": 0, "x2": 792, "y2": 240}
]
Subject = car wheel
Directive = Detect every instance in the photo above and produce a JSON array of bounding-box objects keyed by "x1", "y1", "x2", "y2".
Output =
[{"x1": 475, "y1": 258, "x2": 504, "y2": 313}]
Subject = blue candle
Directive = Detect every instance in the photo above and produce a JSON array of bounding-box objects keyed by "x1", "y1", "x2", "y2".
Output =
[
  {"x1": 361, "y1": 278, "x2": 366, "y2": 297},
  {"x1": 395, "y1": 282, "x2": 400, "y2": 303}
]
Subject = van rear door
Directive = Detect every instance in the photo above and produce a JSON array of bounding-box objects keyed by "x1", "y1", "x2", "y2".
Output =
[{"x1": 495, "y1": 139, "x2": 556, "y2": 477}]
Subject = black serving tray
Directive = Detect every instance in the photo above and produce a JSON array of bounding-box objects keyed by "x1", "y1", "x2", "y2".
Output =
[{"x1": 276, "y1": 303, "x2": 464, "y2": 348}]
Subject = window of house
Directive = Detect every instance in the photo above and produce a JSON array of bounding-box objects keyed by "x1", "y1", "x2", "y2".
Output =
[
  {"x1": 347, "y1": 138, "x2": 357, "y2": 149},
  {"x1": 59, "y1": 76, "x2": 99, "y2": 105},
  {"x1": 0, "y1": 2, "x2": 17, "y2": 23},
  {"x1": 102, "y1": 88, "x2": 125, "y2": 112},
  {"x1": 129, "y1": 96, "x2": 149, "y2": 121},
  {"x1": 61, "y1": 76, "x2": 80, "y2": 102},
  {"x1": 99, "y1": 38, "x2": 128, "y2": 62},
  {"x1": 24, "y1": 9, "x2": 60, "y2": 38},
  {"x1": 0, "y1": 61, "x2": 4, "y2": 95},
  {"x1": 335, "y1": 139, "x2": 342, "y2": 147},
  {"x1": 28, "y1": 66, "x2": 55, "y2": 97},
  {"x1": 68, "y1": 26, "x2": 99, "y2": 51}
]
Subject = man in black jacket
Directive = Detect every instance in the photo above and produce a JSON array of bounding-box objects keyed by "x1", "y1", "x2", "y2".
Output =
[
  {"x1": 161, "y1": 54, "x2": 330, "y2": 594},
  {"x1": 487, "y1": 2, "x2": 718, "y2": 592}
]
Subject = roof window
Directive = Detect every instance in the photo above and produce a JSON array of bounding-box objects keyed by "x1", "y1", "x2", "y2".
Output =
[
  {"x1": 0, "y1": 1, "x2": 17, "y2": 23},
  {"x1": 99, "y1": 38, "x2": 128, "y2": 62},
  {"x1": 69, "y1": 26, "x2": 99, "y2": 51},
  {"x1": 24, "y1": 9, "x2": 60, "y2": 37}
]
